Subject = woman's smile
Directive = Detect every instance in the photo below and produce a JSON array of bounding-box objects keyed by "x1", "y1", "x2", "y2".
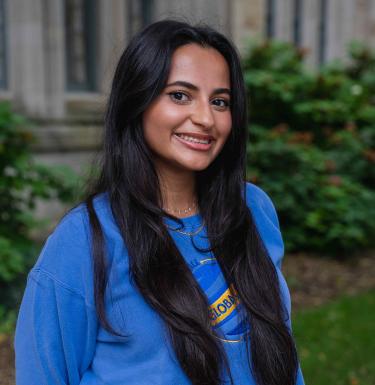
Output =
[{"x1": 172, "y1": 132, "x2": 215, "y2": 151}]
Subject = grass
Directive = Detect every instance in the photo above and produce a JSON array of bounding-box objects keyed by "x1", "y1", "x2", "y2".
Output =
[{"x1": 292, "y1": 291, "x2": 375, "y2": 385}]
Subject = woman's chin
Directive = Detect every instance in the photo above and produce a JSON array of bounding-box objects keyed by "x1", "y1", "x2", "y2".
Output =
[
  {"x1": 174, "y1": 155, "x2": 215, "y2": 172},
  {"x1": 154, "y1": 155, "x2": 214, "y2": 174},
  {"x1": 180, "y1": 161, "x2": 212, "y2": 172}
]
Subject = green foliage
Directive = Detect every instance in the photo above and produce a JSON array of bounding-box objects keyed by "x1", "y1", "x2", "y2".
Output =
[
  {"x1": 0, "y1": 101, "x2": 79, "y2": 326},
  {"x1": 243, "y1": 41, "x2": 375, "y2": 148},
  {"x1": 244, "y1": 40, "x2": 375, "y2": 255},
  {"x1": 248, "y1": 125, "x2": 375, "y2": 255},
  {"x1": 293, "y1": 291, "x2": 375, "y2": 385}
]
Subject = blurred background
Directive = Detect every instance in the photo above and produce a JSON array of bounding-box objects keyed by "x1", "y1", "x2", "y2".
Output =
[{"x1": 0, "y1": 1, "x2": 374, "y2": 384}]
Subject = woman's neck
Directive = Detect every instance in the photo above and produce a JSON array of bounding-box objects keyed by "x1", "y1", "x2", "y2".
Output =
[{"x1": 157, "y1": 166, "x2": 198, "y2": 218}]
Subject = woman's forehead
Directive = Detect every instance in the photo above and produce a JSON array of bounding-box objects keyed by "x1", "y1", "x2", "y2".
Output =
[{"x1": 167, "y1": 44, "x2": 231, "y2": 88}]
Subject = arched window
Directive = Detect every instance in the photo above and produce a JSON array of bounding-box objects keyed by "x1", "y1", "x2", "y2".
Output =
[
  {"x1": 0, "y1": 0, "x2": 7, "y2": 89},
  {"x1": 293, "y1": 0, "x2": 303, "y2": 47},
  {"x1": 127, "y1": 0, "x2": 154, "y2": 38},
  {"x1": 265, "y1": 0, "x2": 276, "y2": 39},
  {"x1": 318, "y1": 0, "x2": 328, "y2": 65},
  {"x1": 65, "y1": 0, "x2": 97, "y2": 91}
]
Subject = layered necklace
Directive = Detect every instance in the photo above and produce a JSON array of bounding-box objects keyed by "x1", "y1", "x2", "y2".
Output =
[
  {"x1": 163, "y1": 201, "x2": 205, "y2": 236},
  {"x1": 167, "y1": 221, "x2": 205, "y2": 236}
]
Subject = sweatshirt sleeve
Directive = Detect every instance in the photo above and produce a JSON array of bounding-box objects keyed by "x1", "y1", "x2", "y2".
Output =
[{"x1": 14, "y1": 208, "x2": 99, "y2": 385}]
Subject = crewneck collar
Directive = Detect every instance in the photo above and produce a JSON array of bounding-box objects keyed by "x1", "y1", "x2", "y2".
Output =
[{"x1": 163, "y1": 211, "x2": 203, "y2": 229}]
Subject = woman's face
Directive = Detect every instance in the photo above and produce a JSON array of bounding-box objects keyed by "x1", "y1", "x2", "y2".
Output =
[{"x1": 142, "y1": 43, "x2": 232, "y2": 175}]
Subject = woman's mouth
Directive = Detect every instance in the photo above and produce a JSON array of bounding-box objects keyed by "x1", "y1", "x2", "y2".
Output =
[{"x1": 173, "y1": 133, "x2": 214, "y2": 151}]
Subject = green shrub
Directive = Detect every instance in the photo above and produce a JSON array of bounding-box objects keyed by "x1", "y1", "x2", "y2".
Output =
[
  {"x1": 247, "y1": 125, "x2": 375, "y2": 255},
  {"x1": 0, "y1": 101, "x2": 79, "y2": 327},
  {"x1": 244, "y1": 40, "x2": 375, "y2": 255},
  {"x1": 243, "y1": 41, "x2": 375, "y2": 151}
]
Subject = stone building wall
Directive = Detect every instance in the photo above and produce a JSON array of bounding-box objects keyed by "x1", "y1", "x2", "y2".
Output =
[{"x1": 1, "y1": 0, "x2": 375, "y2": 236}]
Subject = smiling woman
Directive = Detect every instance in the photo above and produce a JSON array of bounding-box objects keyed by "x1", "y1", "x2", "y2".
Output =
[{"x1": 14, "y1": 19, "x2": 305, "y2": 385}]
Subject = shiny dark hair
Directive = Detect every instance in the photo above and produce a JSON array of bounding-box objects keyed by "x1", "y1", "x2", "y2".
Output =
[{"x1": 82, "y1": 19, "x2": 298, "y2": 385}]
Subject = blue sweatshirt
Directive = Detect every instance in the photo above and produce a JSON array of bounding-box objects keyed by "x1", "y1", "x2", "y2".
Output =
[{"x1": 14, "y1": 182, "x2": 305, "y2": 385}]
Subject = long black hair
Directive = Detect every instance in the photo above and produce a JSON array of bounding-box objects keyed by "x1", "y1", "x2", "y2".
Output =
[{"x1": 82, "y1": 19, "x2": 298, "y2": 385}]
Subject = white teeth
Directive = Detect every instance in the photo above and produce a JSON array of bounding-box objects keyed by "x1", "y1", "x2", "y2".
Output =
[{"x1": 175, "y1": 134, "x2": 210, "y2": 144}]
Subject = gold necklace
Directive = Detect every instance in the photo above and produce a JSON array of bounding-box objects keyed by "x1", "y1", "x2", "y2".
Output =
[
  {"x1": 167, "y1": 221, "x2": 205, "y2": 236},
  {"x1": 162, "y1": 201, "x2": 197, "y2": 215}
]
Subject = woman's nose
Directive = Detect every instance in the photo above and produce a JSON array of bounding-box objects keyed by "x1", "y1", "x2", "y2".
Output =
[{"x1": 190, "y1": 100, "x2": 214, "y2": 129}]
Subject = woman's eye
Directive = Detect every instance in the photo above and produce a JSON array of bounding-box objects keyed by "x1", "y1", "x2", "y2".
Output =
[
  {"x1": 168, "y1": 92, "x2": 189, "y2": 103},
  {"x1": 212, "y1": 99, "x2": 230, "y2": 108}
]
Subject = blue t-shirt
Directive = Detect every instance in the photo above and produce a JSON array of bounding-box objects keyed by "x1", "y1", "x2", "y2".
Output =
[{"x1": 14, "y1": 182, "x2": 305, "y2": 385}]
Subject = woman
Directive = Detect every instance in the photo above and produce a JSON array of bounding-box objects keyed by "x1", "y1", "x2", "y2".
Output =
[{"x1": 15, "y1": 19, "x2": 305, "y2": 385}]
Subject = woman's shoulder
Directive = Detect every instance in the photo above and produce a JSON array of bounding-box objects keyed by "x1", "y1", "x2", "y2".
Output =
[
  {"x1": 244, "y1": 182, "x2": 284, "y2": 268},
  {"x1": 31, "y1": 192, "x2": 113, "y2": 298},
  {"x1": 244, "y1": 181, "x2": 281, "y2": 230},
  {"x1": 43, "y1": 191, "x2": 114, "y2": 248}
]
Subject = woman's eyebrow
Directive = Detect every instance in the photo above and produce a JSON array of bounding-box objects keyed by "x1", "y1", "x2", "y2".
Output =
[{"x1": 165, "y1": 80, "x2": 231, "y2": 96}]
